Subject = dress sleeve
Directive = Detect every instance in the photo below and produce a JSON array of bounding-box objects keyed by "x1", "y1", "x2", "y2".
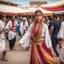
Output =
[
  {"x1": 19, "y1": 23, "x2": 33, "y2": 47},
  {"x1": 45, "y1": 25, "x2": 52, "y2": 48}
]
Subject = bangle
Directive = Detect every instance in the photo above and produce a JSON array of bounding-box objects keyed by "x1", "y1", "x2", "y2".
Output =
[
  {"x1": 50, "y1": 50, "x2": 54, "y2": 53},
  {"x1": 51, "y1": 51, "x2": 54, "y2": 53}
]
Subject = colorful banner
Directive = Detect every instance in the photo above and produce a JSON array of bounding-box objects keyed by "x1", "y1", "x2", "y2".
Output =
[{"x1": 41, "y1": 5, "x2": 64, "y2": 11}]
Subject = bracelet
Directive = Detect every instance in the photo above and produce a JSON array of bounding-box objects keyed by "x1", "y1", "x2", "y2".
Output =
[
  {"x1": 51, "y1": 51, "x2": 54, "y2": 53},
  {"x1": 50, "y1": 50, "x2": 54, "y2": 53}
]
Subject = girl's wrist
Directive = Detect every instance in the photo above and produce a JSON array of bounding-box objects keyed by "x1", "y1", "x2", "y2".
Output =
[{"x1": 49, "y1": 47, "x2": 54, "y2": 53}]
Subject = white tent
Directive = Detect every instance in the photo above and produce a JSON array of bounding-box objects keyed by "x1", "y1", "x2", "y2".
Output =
[
  {"x1": 28, "y1": 7, "x2": 52, "y2": 14},
  {"x1": 0, "y1": 4, "x2": 29, "y2": 15},
  {"x1": 54, "y1": 10, "x2": 64, "y2": 14},
  {"x1": 40, "y1": 0, "x2": 64, "y2": 7},
  {"x1": 40, "y1": 0, "x2": 64, "y2": 13}
]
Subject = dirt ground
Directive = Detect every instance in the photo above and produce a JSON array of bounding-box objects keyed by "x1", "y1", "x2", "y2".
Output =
[{"x1": 0, "y1": 35, "x2": 60, "y2": 64}]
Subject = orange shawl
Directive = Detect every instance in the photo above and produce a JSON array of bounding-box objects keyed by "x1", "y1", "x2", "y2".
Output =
[{"x1": 32, "y1": 21, "x2": 43, "y2": 42}]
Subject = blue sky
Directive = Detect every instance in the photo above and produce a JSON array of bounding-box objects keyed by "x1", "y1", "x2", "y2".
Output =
[{"x1": 5, "y1": 0, "x2": 60, "y2": 7}]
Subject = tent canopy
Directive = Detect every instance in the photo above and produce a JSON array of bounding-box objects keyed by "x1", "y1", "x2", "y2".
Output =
[
  {"x1": 40, "y1": 1, "x2": 64, "y2": 12},
  {"x1": 0, "y1": 4, "x2": 31, "y2": 15},
  {"x1": 40, "y1": 1, "x2": 64, "y2": 7},
  {"x1": 28, "y1": 7, "x2": 52, "y2": 14}
]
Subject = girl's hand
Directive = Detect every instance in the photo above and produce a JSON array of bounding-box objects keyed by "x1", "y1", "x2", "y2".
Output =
[
  {"x1": 51, "y1": 51, "x2": 56, "y2": 57},
  {"x1": 49, "y1": 47, "x2": 56, "y2": 57}
]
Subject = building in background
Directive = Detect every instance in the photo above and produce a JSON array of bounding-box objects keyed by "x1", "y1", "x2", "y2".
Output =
[
  {"x1": 0, "y1": 0, "x2": 20, "y2": 7},
  {"x1": 30, "y1": 1, "x2": 47, "y2": 7}
]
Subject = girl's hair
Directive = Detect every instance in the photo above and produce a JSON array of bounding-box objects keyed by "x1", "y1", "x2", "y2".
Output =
[{"x1": 34, "y1": 10, "x2": 43, "y2": 16}]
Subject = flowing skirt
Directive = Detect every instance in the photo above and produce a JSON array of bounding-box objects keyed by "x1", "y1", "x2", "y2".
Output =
[{"x1": 30, "y1": 41, "x2": 58, "y2": 64}]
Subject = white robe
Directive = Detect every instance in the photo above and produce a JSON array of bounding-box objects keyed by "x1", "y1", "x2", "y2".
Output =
[
  {"x1": 57, "y1": 22, "x2": 64, "y2": 62},
  {"x1": 20, "y1": 21, "x2": 28, "y2": 35},
  {"x1": 20, "y1": 22, "x2": 24, "y2": 35},
  {"x1": 6, "y1": 20, "x2": 18, "y2": 30},
  {"x1": 8, "y1": 31, "x2": 16, "y2": 40},
  {"x1": 19, "y1": 23, "x2": 52, "y2": 48},
  {"x1": 0, "y1": 20, "x2": 6, "y2": 54},
  {"x1": 6, "y1": 20, "x2": 18, "y2": 41}
]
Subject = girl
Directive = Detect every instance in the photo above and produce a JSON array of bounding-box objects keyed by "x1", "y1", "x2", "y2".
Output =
[{"x1": 16, "y1": 10, "x2": 58, "y2": 64}]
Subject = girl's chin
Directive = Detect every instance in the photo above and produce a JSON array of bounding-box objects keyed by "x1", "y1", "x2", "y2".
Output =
[{"x1": 37, "y1": 20, "x2": 41, "y2": 22}]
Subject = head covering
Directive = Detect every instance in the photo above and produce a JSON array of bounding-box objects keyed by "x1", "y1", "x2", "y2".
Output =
[
  {"x1": 20, "y1": 17, "x2": 22, "y2": 19},
  {"x1": 22, "y1": 17, "x2": 27, "y2": 22},
  {"x1": 23, "y1": 17, "x2": 27, "y2": 20}
]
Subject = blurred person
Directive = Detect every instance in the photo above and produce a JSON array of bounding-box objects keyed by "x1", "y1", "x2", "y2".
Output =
[
  {"x1": 8, "y1": 27, "x2": 16, "y2": 51},
  {"x1": 28, "y1": 17, "x2": 33, "y2": 26},
  {"x1": 57, "y1": 14, "x2": 64, "y2": 64},
  {"x1": 5, "y1": 15, "x2": 12, "y2": 40},
  {"x1": 0, "y1": 15, "x2": 8, "y2": 61},
  {"x1": 20, "y1": 17, "x2": 28, "y2": 36},
  {"x1": 6, "y1": 16, "x2": 18, "y2": 50},
  {"x1": 50, "y1": 15, "x2": 61, "y2": 57},
  {"x1": 6, "y1": 16, "x2": 18, "y2": 31},
  {"x1": 16, "y1": 16, "x2": 21, "y2": 36},
  {"x1": 19, "y1": 17, "x2": 30, "y2": 50},
  {"x1": 48, "y1": 17, "x2": 53, "y2": 30}
]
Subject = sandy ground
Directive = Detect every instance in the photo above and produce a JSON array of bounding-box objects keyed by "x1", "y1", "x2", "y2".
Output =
[{"x1": 0, "y1": 35, "x2": 60, "y2": 64}]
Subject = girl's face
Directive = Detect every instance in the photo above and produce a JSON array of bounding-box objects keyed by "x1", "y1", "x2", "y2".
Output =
[{"x1": 35, "y1": 12, "x2": 43, "y2": 23}]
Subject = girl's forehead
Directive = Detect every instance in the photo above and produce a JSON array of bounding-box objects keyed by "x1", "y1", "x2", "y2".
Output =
[{"x1": 35, "y1": 12, "x2": 42, "y2": 15}]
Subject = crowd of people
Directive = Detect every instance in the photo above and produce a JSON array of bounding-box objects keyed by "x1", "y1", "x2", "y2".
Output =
[{"x1": 0, "y1": 10, "x2": 64, "y2": 64}]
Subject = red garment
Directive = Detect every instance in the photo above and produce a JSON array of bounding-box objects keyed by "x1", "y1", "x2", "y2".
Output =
[
  {"x1": 30, "y1": 42, "x2": 53, "y2": 64},
  {"x1": 3, "y1": 50, "x2": 6, "y2": 55},
  {"x1": 12, "y1": 21, "x2": 14, "y2": 27},
  {"x1": 30, "y1": 22, "x2": 57, "y2": 64},
  {"x1": 11, "y1": 21, "x2": 17, "y2": 32}
]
